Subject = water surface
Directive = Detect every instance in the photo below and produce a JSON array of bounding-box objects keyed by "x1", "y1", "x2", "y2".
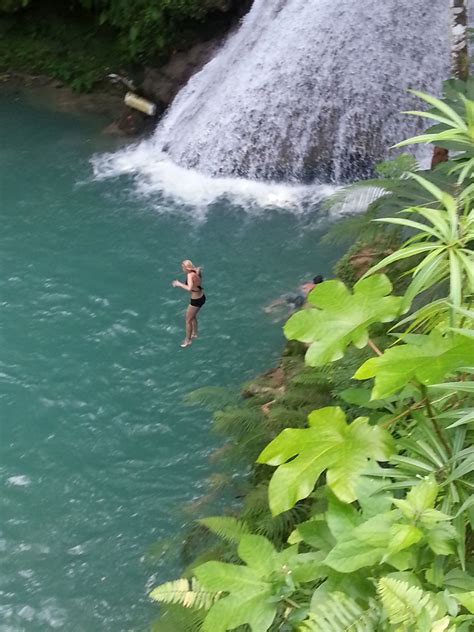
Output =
[{"x1": 0, "y1": 95, "x2": 340, "y2": 630}]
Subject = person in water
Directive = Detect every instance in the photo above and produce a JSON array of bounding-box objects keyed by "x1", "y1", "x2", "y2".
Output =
[
  {"x1": 265, "y1": 275, "x2": 324, "y2": 314},
  {"x1": 172, "y1": 260, "x2": 206, "y2": 348}
]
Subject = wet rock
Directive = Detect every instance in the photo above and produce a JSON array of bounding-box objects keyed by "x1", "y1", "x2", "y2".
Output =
[
  {"x1": 103, "y1": 107, "x2": 152, "y2": 136},
  {"x1": 210, "y1": 0, "x2": 234, "y2": 11},
  {"x1": 348, "y1": 245, "x2": 395, "y2": 280},
  {"x1": 142, "y1": 40, "x2": 220, "y2": 111},
  {"x1": 241, "y1": 367, "x2": 286, "y2": 399}
]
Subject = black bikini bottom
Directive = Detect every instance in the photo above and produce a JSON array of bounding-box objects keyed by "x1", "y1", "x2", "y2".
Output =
[{"x1": 190, "y1": 294, "x2": 206, "y2": 308}]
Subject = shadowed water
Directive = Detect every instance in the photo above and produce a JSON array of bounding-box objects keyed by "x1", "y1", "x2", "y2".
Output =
[{"x1": 0, "y1": 96, "x2": 341, "y2": 630}]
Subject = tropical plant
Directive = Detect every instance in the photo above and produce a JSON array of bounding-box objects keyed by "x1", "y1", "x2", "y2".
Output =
[{"x1": 149, "y1": 88, "x2": 474, "y2": 632}]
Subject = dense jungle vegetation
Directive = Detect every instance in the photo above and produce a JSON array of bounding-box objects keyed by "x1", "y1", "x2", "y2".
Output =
[
  {"x1": 0, "y1": 0, "x2": 244, "y2": 91},
  {"x1": 149, "y1": 81, "x2": 474, "y2": 631}
]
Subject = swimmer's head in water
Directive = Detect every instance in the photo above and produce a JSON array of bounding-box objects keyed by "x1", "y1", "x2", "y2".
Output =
[{"x1": 313, "y1": 275, "x2": 324, "y2": 284}]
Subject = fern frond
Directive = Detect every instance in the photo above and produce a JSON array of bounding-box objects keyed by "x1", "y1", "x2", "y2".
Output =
[
  {"x1": 289, "y1": 369, "x2": 332, "y2": 388},
  {"x1": 185, "y1": 386, "x2": 239, "y2": 411},
  {"x1": 241, "y1": 483, "x2": 310, "y2": 545},
  {"x1": 377, "y1": 578, "x2": 440, "y2": 626},
  {"x1": 253, "y1": 504, "x2": 309, "y2": 545},
  {"x1": 150, "y1": 578, "x2": 218, "y2": 611},
  {"x1": 300, "y1": 592, "x2": 381, "y2": 631},
  {"x1": 198, "y1": 516, "x2": 250, "y2": 543},
  {"x1": 152, "y1": 603, "x2": 205, "y2": 632},
  {"x1": 277, "y1": 385, "x2": 331, "y2": 410},
  {"x1": 213, "y1": 407, "x2": 264, "y2": 439},
  {"x1": 264, "y1": 404, "x2": 308, "y2": 433}
]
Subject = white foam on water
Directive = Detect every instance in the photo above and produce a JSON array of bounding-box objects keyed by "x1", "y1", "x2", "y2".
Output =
[
  {"x1": 92, "y1": 146, "x2": 338, "y2": 217},
  {"x1": 92, "y1": 0, "x2": 474, "y2": 213},
  {"x1": 7, "y1": 475, "x2": 32, "y2": 487}
]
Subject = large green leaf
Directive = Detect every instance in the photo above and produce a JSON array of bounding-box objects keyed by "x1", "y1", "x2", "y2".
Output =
[
  {"x1": 326, "y1": 494, "x2": 361, "y2": 540},
  {"x1": 258, "y1": 407, "x2": 393, "y2": 515},
  {"x1": 195, "y1": 561, "x2": 265, "y2": 593},
  {"x1": 288, "y1": 516, "x2": 335, "y2": 552},
  {"x1": 323, "y1": 512, "x2": 396, "y2": 573},
  {"x1": 453, "y1": 592, "x2": 474, "y2": 614},
  {"x1": 237, "y1": 535, "x2": 275, "y2": 575},
  {"x1": 391, "y1": 477, "x2": 440, "y2": 520},
  {"x1": 284, "y1": 275, "x2": 403, "y2": 367},
  {"x1": 195, "y1": 533, "x2": 323, "y2": 631},
  {"x1": 387, "y1": 524, "x2": 423, "y2": 556},
  {"x1": 355, "y1": 333, "x2": 474, "y2": 399},
  {"x1": 201, "y1": 590, "x2": 276, "y2": 632},
  {"x1": 194, "y1": 536, "x2": 277, "y2": 632}
]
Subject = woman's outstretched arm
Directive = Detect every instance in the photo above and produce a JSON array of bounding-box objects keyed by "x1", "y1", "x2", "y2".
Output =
[{"x1": 172, "y1": 273, "x2": 198, "y2": 292}]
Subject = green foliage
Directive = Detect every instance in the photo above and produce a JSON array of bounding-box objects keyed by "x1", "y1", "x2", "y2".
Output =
[
  {"x1": 367, "y1": 174, "x2": 474, "y2": 312},
  {"x1": 377, "y1": 578, "x2": 447, "y2": 629},
  {"x1": 198, "y1": 517, "x2": 250, "y2": 544},
  {"x1": 0, "y1": 0, "x2": 30, "y2": 12},
  {"x1": 284, "y1": 275, "x2": 403, "y2": 367},
  {"x1": 322, "y1": 156, "x2": 456, "y2": 250},
  {"x1": 185, "y1": 387, "x2": 240, "y2": 411},
  {"x1": 151, "y1": 603, "x2": 205, "y2": 632},
  {"x1": 332, "y1": 235, "x2": 401, "y2": 289},
  {"x1": 0, "y1": 0, "x2": 238, "y2": 90},
  {"x1": 375, "y1": 154, "x2": 419, "y2": 179},
  {"x1": 300, "y1": 593, "x2": 381, "y2": 631},
  {"x1": 258, "y1": 406, "x2": 393, "y2": 514},
  {"x1": 355, "y1": 332, "x2": 474, "y2": 399},
  {"x1": 396, "y1": 86, "x2": 474, "y2": 186},
  {"x1": 149, "y1": 86, "x2": 474, "y2": 632},
  {"x1": 240, "y1": 482, "x2": 310, "y2": 545},
  {"x1": 150, "y1": 578, "x2": 218, "y2": 610},
  {"x1": 194, "y1": 534, "x2": 323, "y2": 632},
  {"x1": 320, "y1": 478, "x2": 458, "y2": 575}
]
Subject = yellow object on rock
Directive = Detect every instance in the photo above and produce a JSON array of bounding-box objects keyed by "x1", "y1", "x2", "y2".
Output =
[{"x1": 124, "y1": 92, "x2": 156, "y2": 116}]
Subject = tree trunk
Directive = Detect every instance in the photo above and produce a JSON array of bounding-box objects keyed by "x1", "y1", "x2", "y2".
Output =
[
  {"x1": 451, "y1": 0, "x2": 469, "y2": 81},
  {"x1": 431, "y1": 1, "x2": 469, "y2": 169}
]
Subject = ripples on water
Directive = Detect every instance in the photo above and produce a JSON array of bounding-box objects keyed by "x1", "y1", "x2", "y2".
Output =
[{"x1": 0, "y1": 96, "x2": 342, "y2": 630}]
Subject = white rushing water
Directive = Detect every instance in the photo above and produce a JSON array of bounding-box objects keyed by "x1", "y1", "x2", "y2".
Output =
[{"x1": 93, "y1": 0, "x2": 467, "y2": 207}]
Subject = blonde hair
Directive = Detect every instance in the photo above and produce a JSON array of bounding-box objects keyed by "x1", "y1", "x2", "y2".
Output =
[{"x1": 182, "y1": 260, "x2": 202, "y2": 276}]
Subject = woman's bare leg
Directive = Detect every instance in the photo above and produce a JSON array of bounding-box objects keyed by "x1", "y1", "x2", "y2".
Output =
[
  {"x1": 183, "y1": 305, "x2": 199, "y2": 346},
  {"x1": 191, "y1": 310, "x2": 200, "y2": 338}
]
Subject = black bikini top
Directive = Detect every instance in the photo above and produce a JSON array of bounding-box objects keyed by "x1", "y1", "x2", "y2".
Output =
[{"x1": 188, "y1": 269, "x2": 203, "y2": 291}]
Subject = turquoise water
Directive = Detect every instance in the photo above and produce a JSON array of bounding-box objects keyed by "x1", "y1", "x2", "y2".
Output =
[{"x1": 0, "y1": 95, "x2": 340, "y2": 630}]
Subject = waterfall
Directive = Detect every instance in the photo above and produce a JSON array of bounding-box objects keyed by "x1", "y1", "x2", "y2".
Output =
[{"x1": 93, "y1": 0, "x2": 469, "y2": 207}]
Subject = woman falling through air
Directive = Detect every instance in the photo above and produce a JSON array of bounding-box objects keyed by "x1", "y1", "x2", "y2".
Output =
[{"x1": 172, "y1": 260, "x2": 206, "y2": 348}]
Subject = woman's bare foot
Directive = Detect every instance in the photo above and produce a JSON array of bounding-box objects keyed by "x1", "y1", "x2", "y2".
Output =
[{"x1": 180, "y1": 339, "x2": 192, "y2": 348}]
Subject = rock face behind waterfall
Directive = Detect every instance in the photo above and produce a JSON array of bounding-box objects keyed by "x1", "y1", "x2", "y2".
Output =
[{"x1": 147, "y1": 0, "x2": 460, "y2": 184}]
